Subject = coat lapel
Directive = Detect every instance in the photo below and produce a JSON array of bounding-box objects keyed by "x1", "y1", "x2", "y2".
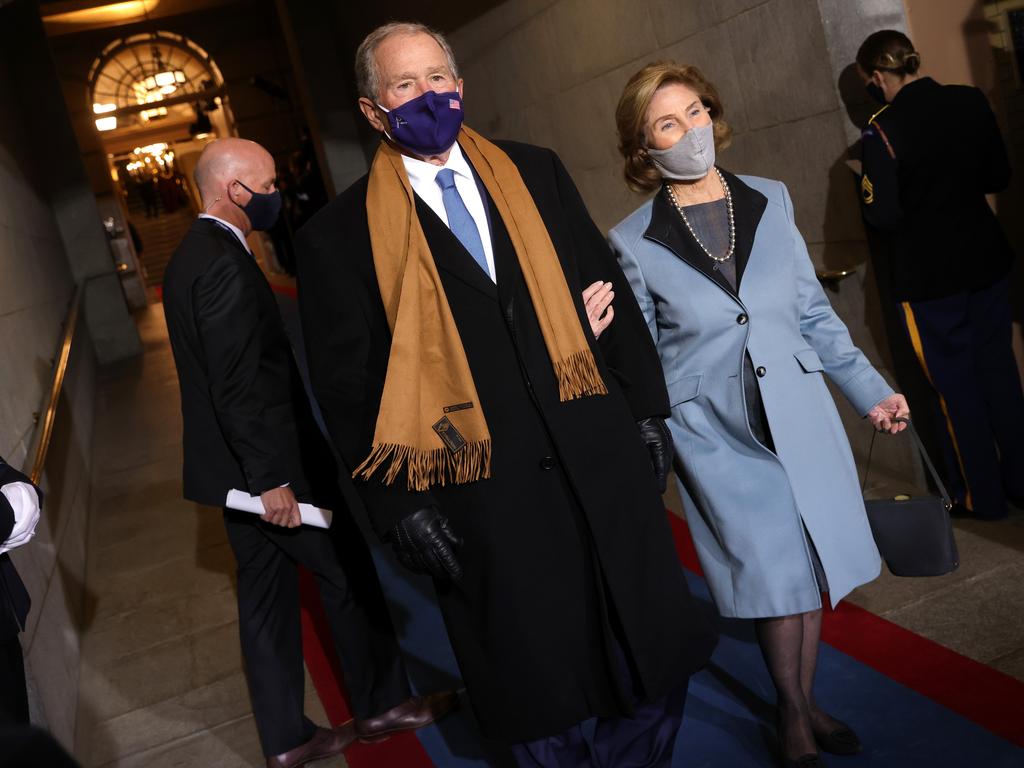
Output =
[
  {"x1": 414, "y1": 194, "x2": 499, "y2": 301},
  {"x1": 643, "y1": 184, "x2": 736, "y2": 298},
  {"x1": 719, "y1": 168, "x2": 767, "y2": 288},
  {"x1": 642, "y1": 168, "x2": 768, "y2": 299},
  {"x1": 488, "y1": 193, "x2": 522, "y2": 322}
]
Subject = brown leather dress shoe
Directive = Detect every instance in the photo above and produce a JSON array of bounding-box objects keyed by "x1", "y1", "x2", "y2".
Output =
[
  {"x1": 354, "y1": 690, "x2": 460, "y2": 742},
  {"x1": 266, "y1": 723, "x2": 356, "y2": 768}
]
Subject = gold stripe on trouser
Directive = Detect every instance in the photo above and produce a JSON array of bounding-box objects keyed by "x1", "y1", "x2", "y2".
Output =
[{"x1": 900, "y1": 301, "x2": 973, "y2": 510}]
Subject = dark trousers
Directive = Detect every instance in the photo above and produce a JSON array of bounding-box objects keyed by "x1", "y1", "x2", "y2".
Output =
[
  {"x1": 0, "y1": 630, "x2": 28, "y2": 725},
  {"x1": 510, "y1": 639, "x2": 688, "y2": 768},
  {"x1": 898, "y1": 276, "x2": 1024, "y2": 518},
  {"x1": 222, "y1": 508, "x2": 411, "y2": 756}
]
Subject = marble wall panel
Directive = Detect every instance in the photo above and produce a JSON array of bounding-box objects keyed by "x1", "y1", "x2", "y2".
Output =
[
  {"x1": 547, "y1": 0, "x2": 660, "y2": 89},
  {"x1": 472, "y1": 10, "x2": 565, "y2": 112},
  {"x1": 723, "y1": 0, "x2": 838, "y2": 130},
  {"x1": 573, "y1": 163, "x2": 649, "y2": 235},
  {"x1": 8, "y1": 320, "x2": 96, "y2": 751},
  {"x1": 26, "y1": 568, "x2": 81, "y2": 749},
  {"x1": 545, "y1": 75, "x2": 622, "y2": 171},
  {"x1": 647, "y1": 0, "x2": 722, "y2": 48},
  {"x1": 660, "y1": 23, "x2": 751, "y2": 134},
  {"x1": 717, "y1": 110, "x2": 856, "y2": 248},
  {"x1": 714, "y1": 0, "x2": 773, "y2": 21},
  {"x1": 450, "y1": 0, "x2": 560, "y2": 64}
]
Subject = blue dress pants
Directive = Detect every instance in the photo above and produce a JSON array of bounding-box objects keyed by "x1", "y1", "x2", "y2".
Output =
[{"x1": 898, "y1": 276, "x2": 1024, "y2": 518}]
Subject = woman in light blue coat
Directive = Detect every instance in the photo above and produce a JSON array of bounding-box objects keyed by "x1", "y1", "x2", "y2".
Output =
[{"x1": 608, "y1": 62, "x2": 909, "y2": 768}]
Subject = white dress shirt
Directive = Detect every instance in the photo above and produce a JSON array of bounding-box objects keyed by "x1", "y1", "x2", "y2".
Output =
[
  {"x1": 199, "y1": 213, "x2": 252, "y2": 255},
  {"x1": 401, "y1": 143, "x2": 496, "y2": 283},
  {"x1": 0, "y1": 482, "x2": 41, "y2": 555}
]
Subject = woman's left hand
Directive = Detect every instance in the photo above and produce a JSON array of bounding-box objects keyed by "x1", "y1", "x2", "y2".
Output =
[
  {"x1": 867, "y1": 393, "x2": 910, "y2": 434},
  {"x1": 582, "y1": 280, "x2": 615, "y2": 339}
]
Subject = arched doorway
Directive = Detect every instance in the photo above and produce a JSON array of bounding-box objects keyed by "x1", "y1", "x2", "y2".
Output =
[{"x1": 88, "y1": 30, "x2": 236, "y2": 287}]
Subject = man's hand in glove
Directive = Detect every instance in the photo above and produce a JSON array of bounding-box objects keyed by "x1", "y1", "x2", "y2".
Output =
[
  {"x1": 637, "y1": 417, "x2": 674, "y2": 494},
  {"x1": 385, "y1": 507, "x2": 464, "y2": 581}
]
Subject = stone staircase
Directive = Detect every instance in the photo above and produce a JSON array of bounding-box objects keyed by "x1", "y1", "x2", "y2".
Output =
[{"x1": 126, "y1": 194, "x2": 196, "y2": 288}]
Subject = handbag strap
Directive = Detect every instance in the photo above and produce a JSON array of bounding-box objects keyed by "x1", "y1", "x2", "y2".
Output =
[{"x1": 861, "y1": 417, "x2": 952, "y2": 510}]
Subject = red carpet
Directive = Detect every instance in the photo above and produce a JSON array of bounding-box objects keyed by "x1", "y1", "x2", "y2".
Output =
[
  {"x1": 298, "y1": 514, "x2": 1024, "y2": 765},
  {"x1": 666, "y1": 513, "x2": 1024, "y2": 748},
  {"x1": 299, "y1": 568, "x2": 434, "y2": 767}
]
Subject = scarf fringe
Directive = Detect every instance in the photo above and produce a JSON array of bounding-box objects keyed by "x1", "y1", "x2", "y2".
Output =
[
  {"x1": 354, "y1": 440, "x2": 493, "y2": 491},
  {"x1": 555, "y1": 349, "x2": 609, "y2": 401}
]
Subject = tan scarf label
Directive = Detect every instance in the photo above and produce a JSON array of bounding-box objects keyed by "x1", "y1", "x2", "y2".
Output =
[{"x1": 356, "y1": 126, "x2": 606, "y2": 490}]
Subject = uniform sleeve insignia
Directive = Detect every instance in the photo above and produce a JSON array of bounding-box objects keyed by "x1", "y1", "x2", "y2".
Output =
[{"x1": 861, "y1": 174, "x2": 874, "y2": 204}]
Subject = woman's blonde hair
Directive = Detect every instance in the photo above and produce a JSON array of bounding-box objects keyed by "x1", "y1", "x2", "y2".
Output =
[{"x1": 615, "y1": 61, "x2": 732, "y2": 194}]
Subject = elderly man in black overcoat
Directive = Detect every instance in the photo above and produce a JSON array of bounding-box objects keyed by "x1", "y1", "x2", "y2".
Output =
[{"x1": 295, "y1": 21, "x2": 716, "y2": 766}]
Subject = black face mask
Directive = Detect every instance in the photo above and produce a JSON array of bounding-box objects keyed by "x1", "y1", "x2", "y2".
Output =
[
  {"x1": 233, "y1": 179, "x2": 282, "y2": 230},
  {"x1": 865, "y1": 81, "x2": 887, "y2": 104}
]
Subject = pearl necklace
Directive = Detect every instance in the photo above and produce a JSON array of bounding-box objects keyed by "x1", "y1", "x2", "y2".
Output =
[{"x1": 664, "y1": 168, "x2": 736, "y2": 262}]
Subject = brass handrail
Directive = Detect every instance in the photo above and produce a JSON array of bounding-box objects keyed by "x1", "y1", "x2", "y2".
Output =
[
  {"x1": 816, "y1": 266, "x2": 861, "y2": 292},
  {"x1": 29, "y1": 285, "x2": 82, "y2": 485}
]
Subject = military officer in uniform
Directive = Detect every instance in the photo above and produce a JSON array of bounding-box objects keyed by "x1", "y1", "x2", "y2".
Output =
[{"x1": 857, "y1": 29, "x2": 1024, "y2": 519}]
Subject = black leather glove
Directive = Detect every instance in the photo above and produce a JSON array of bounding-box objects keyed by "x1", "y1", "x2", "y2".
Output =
[
  {"x1": 385, "y1": 507, "x2": 464, "y2": 581},
  {"x1": 637, "y1": 417, "x2": 674, "y2": 495}
]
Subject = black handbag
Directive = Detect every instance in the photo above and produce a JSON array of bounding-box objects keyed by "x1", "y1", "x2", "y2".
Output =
[{"x1": 862, "y1": 418, "x2": 960, "y2": 577}]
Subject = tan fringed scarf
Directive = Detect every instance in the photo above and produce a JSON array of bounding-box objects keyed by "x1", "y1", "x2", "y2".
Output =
[{"x1": 355, "y1": 125, "x2": 607, "y2": 490}]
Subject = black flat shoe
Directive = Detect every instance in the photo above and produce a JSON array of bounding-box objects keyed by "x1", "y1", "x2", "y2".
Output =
[
  {"x1": 785, "y1": 753, "x2": 825, "y2": 768},
  {"x1": 814, "y1": 720, "x2": 862, "y2": 755}
]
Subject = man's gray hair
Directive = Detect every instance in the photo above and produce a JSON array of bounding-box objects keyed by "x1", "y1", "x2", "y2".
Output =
[{"x1": 354, "y1": 21, "x2": 460, "y2": 102}]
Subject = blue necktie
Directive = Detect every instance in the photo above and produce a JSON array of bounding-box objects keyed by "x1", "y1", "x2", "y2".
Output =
[{"x1": 435, "y1": 168, "x2": 489, "y2": 276}]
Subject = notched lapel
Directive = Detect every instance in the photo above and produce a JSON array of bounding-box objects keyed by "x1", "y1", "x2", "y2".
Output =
[
  {"x1": 719, "y1": 169, "x2": 768, "y2": 287},
  {"x1": 414, "y1": 194, "x2": 498, "y2": 301},
  {"x1": 643, "y1": 186, "x2": 736, "y2": 298},
  {"x1": 642, "y1": 169, "x2": 768, "y2": 298}
]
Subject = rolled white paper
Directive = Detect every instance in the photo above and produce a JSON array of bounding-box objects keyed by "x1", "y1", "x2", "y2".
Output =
[{"x1": 226, "y1": 489, "x2": 332, "y2": 529}]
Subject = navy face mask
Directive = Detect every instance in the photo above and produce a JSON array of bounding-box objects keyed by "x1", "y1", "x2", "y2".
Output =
[
  {"x1": 233, "y1": 179, "x2": 282, "y2": 230},
  {"x1": 378, "y1": 90, "x2": 464, "y2": 156}
]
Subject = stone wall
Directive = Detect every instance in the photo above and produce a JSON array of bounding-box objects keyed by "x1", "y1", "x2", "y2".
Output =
[
  {"x1": 448, "y1": 0, "x2": 918, "y2": 480},
  {"x1": 2, "y1": 0, "x2": 140, "y2": 366},
  {"x1": 0, "y1": 0, "x2": 100, "y2": 751}
]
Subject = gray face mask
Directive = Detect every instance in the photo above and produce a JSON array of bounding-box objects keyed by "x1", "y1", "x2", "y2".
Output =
[{"x1": 646, "y1": 123, "x2": 716, "y2": 181}]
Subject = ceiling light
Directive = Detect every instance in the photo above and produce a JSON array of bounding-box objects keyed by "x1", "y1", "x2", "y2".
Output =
[
  {"x1": 95, "y1": 116, "x2": 117, "y2": 131},
  {"x1": 43, "y1": 1, "x2": 160, "y2": 26}
]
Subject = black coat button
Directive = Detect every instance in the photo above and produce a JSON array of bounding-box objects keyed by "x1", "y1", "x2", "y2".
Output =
[
  {"x1": 540, "y1": 456, "x2": 556, "y2": 470},
  {"x1": 756, "y1": 366, "x2": 767, "y2": 377},
  {"x1": 737, "y1": 313, "x2": 748, "y2": 325}
]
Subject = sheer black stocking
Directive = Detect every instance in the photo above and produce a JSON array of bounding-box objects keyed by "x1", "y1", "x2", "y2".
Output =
[
  {"x1": 799, "y1": 608, "x2": 846, "y2": 738},
  {"x1": 755, "y1": 613, "x2": 817, "y2": 760}
]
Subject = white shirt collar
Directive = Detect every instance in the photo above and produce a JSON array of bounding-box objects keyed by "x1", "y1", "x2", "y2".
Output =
[
  {"x1": 199, "y1": 213, "x2": 251, "y2": 254},
  {"x1": 400, "y1": 142, "x2": 474, "y2": 190}
]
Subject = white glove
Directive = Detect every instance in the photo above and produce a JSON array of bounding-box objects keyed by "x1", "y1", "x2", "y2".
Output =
[{"x1": 0, "y1": 481, "x2": 41, "y2": 554}]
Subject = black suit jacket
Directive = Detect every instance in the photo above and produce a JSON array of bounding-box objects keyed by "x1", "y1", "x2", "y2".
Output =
[
  {"x1": 861, "y1": 77, "x2": 1013, "y2": 300},
  {"x1": 295, "y1": 141, "x2": 713, "y2": 741},
  {"x1": 163, "y1": 219, "x2": 338, "y2": 507},
  {"x1": 1, "y1": 459, "x2": 40, "y2": 636}
]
